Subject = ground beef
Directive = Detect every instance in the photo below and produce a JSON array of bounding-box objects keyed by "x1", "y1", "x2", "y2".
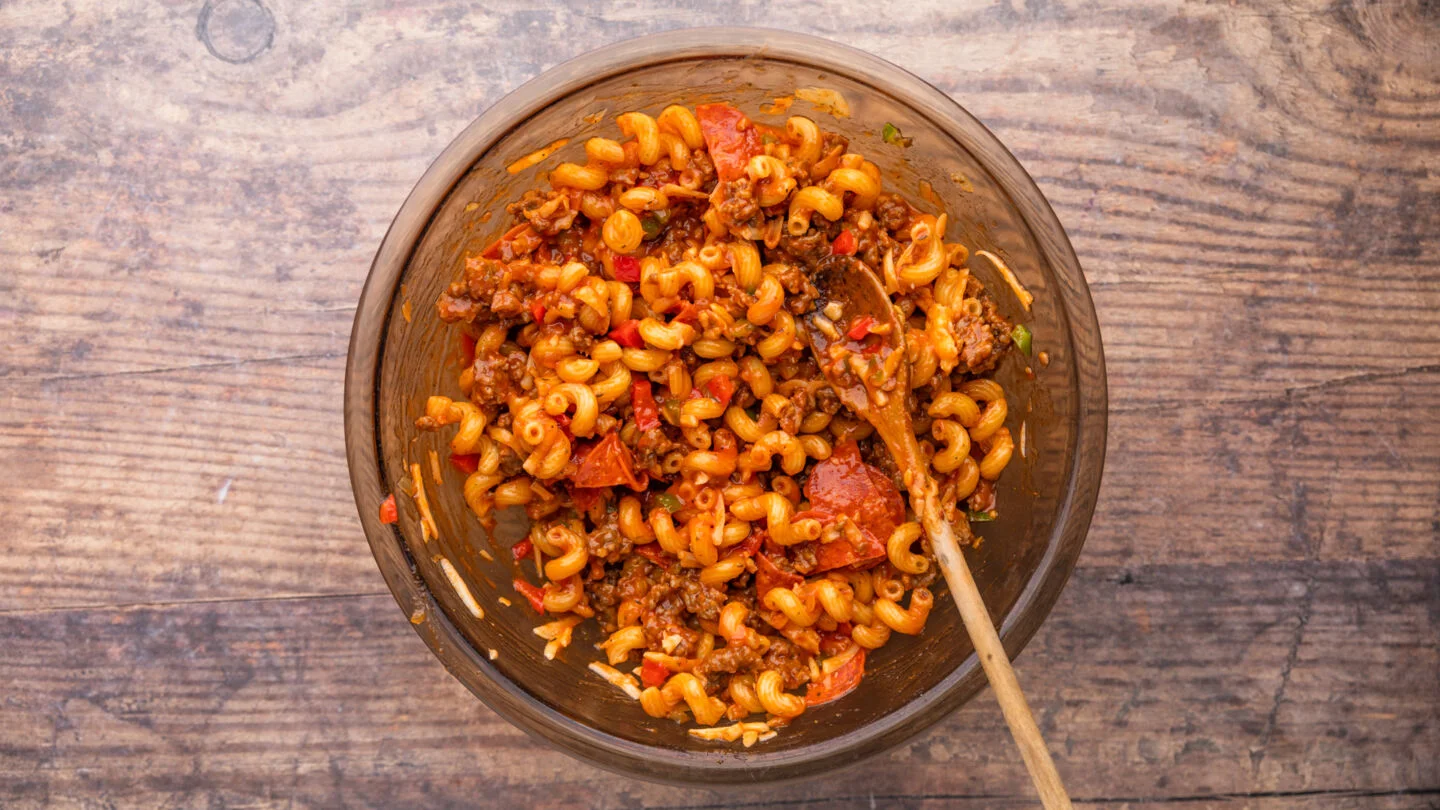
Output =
[
  {"x1": 693, "y1": 645, "x2": 761, "y2": 684},
  {"x1": 767, "y1": 262, "x2": 819, "y2": 314},
  {"x1": 957, "y1": 317, "x2": 997, "y2": 372},
  {"x1": 773, "y1": 227, "x2": 829, "y2": 266},
  {"x1": 761, "y1": 637, "x2": 811, "y2": 689},
  {"x1": 678, "y1": 575, "x2": 726, "y2": 622},
  {"x1": 716, "y1": 178, "x2": 760, "y2": 225},
  {"x1": 815, "y1": 386, "x2": 841, "y2": 415},
  {"x1": 790, "y1": 543, "x2": 818, "y2": 576},
  {"x1": 680, "y1": 150, "x2": 716, "y2": 189},
  {"x1": 586, "y1": 516, "x2": 632, "y2": 564},
  {"x1": 436, "y1": 292, "x2": 483, "y2": 323},
  {"x1": 507, "y1": 189, "x2": 580, "y2": 236},
  {"x1": 951, "y1": 281, "x2": 1014, "y2": 374},
  {"x1": 469, "y1": 351, "x2": 526, "y2": 404},
  {"x1": 875, "y1": 193, "x2": 914, "y2": 233}
]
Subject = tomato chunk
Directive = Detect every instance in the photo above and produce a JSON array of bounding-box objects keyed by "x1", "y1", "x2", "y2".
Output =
[
  {"x1": 609, "y1": 319, "x2": 644, "y2": 348},
  {"x1": 831, "y1": 229, "x2": 857, "y2": 256},
  {"x1": 570, "y1": 433, "x2": 644, "y2": 490},
  {"x1": 512, "y1": 579, "x2": 546, "y2": 614},
  {"x1": 378, "y1": 494, "x2": 398, "y2": 524},
  {"x1": 806, "y1": 649, "x2": 866, "y2": 706},
  {"x1": 631, "y1": 378, "x2": 661, "y2": 431},
  {"x1": 568, "y1": 482, "x2": 603, "y2": 512},
  {"x1": 804, "y1": 441, "x2": 904, "y2": 538},
  {"x1": 755, "y1": 552, "x2": 803, "y2": 600},
  {"x1": 613, "y1": 255, "x2": 641, "y2": 282},
  {"x1": 641, "y1": 658, "x2": 670, "y2": 688},
  {"x1": 696, "y1": 103, "x2": 762, "y2": 182}
]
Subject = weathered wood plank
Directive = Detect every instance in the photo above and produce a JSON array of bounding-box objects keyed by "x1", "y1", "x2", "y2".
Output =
[
  {"x1": 1, "y1": 0, "x2": 1436, "y2": 402},
  {"x1": 0, "y1": 562, "x2": 1434, "y2": 808},
  {"x1": 2, "y1": 0, "x2": 1438, "y2": 803},
  {"x1": 3, "y1": 357, "x2": 1434, "y2": 609}
]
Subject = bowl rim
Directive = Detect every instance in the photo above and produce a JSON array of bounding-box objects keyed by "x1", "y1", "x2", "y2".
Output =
[{"x1": 344, "y1": 25, "x2": 1107, "y2": 785}]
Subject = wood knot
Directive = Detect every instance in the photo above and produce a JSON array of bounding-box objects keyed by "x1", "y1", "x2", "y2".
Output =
[
  {"x1": 1338, "y1": 0, "x2": 1440, "y2": 79},
  {"x1": 197, "y1": 0, "x2": 275, "y2": 65}
]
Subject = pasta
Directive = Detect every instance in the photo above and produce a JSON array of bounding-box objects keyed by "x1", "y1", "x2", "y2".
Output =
[{"x1": 418, "y1": 102, "x2": 1026, "y2": 743}]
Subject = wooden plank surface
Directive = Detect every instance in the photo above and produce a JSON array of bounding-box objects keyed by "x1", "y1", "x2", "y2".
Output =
[{"x1": 1, "y1": 0, "x2": 1436, "y2": 806}]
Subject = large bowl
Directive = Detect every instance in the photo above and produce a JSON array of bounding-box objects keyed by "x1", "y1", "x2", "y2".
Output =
[{"x1": 344, "y1": 27, "x2": 1106, "y2": 785}]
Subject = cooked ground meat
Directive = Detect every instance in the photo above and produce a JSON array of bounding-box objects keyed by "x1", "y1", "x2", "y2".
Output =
[
  {"x1": 693, "y1": 644, "x2": 761, "y2": 684},
  {"x1": 761, "y1": 637, "x2": 812, "y2": 689},
  {"x1": 508, "y1": 188, "x2": 579, "y2": 236},
  {"x1": 586, "y1": 516, "x2": 632, "y2": 564},
  {"x1": 469, "y1": 351, "x2": 526, "y2": 403},
  {"x1": 875, "y1": 192, "x2": 914, "y2": 233},
  {"x1": 772, "y1": 227, "x2": 829, "y2": 266},
  {"x1": 951, "y1": 281, "x2": 1014, "y2": 373},
  {"x1": 716, "y1": 178, "x2": 760, "y2": 225},
  {"x1": 436, "y1": 291, "x2": 483, "y2": 323}
]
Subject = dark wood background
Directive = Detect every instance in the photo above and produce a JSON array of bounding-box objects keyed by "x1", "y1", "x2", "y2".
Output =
[{"x1": 2, "y1": 0, "x2": 1437, "y2": 807}]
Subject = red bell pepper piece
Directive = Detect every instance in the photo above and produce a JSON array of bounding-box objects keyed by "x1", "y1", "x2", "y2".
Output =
[
  {"x1": 512, "y1": 579, "x2": 547, "y2": 614},
  {"x1": 631, "y1": 378, "x2": 661, "y2": 431},
  {"x1": 705, "y1": 374, "x2": 735, "y2": 408},
  {"x1": 529, "y1": 301, "x2": 546, "y2": 324},
  {"x1": 613, "y1": 255, "x2": 641, "y2": 283},
  {"x1": 696, "y1": 103, "x2": 763, "y2": 183},
  {"x1": 641, "y1": 658, "x2": 670, "y2": 688},
  {"x1": 609, "y1": 319, "x2": 644, "y2": 348},
  {"x1": 831, "y1": 229, "x2": 857, "y2": 256},
  {"x1": 378, "y1": 494, "x2": 398, "y2": 524},
  {"x1": 449, "y1": 453, "x2": 480, "y2": 474},
  {"x1": 511, "y1": 538, "x2": 534, "y2": 561},
  {"x1": 846, "y1": 315, "x2": 876, "y2": 341}
]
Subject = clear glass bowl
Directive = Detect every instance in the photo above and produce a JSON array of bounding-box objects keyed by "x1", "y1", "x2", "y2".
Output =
[{"x1": 344, "y1": 27, "x2": 1107, "y2": 784}]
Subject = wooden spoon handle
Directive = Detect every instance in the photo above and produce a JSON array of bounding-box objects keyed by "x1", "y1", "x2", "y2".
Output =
[{"x1": 918, "y1": 496, "x2": 1074, "y2": 810}]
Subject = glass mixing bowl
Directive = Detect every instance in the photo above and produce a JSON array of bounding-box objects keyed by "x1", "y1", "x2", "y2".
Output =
[{"x1": 344, "y1": 27, "x2": 1106, "y2": 784}]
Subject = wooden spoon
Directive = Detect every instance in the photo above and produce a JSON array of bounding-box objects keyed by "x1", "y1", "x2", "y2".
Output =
[{"x1": 805, "y1": 256, "x2": 1073, "y2": 810}]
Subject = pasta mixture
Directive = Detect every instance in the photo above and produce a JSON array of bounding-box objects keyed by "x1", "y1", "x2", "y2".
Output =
[{"x1": 412, "y1": 102, "x2": 1025, "y2": 744}]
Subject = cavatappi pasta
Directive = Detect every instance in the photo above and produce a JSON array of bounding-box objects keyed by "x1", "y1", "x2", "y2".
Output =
[{"x1": 419, "y1": 102, "x2": 1025, "y2": 743}]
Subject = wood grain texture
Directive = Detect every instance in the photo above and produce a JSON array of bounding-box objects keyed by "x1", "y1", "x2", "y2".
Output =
[
  {"x1": 1, "y1": 563, "x2": 1434, "y2": 808},
  {"x1": 1, "y1": 0, "x2": 1436, "y2": 805}
]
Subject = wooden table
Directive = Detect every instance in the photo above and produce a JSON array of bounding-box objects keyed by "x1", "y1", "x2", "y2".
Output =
[{"x1": 3, "y1": 0, "x2": 1436, "y2": 807}]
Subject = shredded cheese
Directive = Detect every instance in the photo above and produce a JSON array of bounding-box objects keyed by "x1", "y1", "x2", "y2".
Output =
[
  {"x1": 688, "y1": 720, "x2": 776, "y2": 746},
  {"x1": 427, "y1": 449, "x2": 443, "y2": 486},
  {"x1": 588, "y1": 661, "x2": 643, "y2": 700},
  {"x1": 795, "y1": 87, "x2": 850, "y2": 118},
  {"x1": 507, "y1": 137, "x2": 570, "y2": 175},
  {"x1": 409, "y1": 463, "x2": 438, "y2": 541},
  {"x1": 438, "y1": 557, "x2": 484, "y2": 619},
  {"x1": 976, "y1": 250, "x2": 1033, "y2": 311}
]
